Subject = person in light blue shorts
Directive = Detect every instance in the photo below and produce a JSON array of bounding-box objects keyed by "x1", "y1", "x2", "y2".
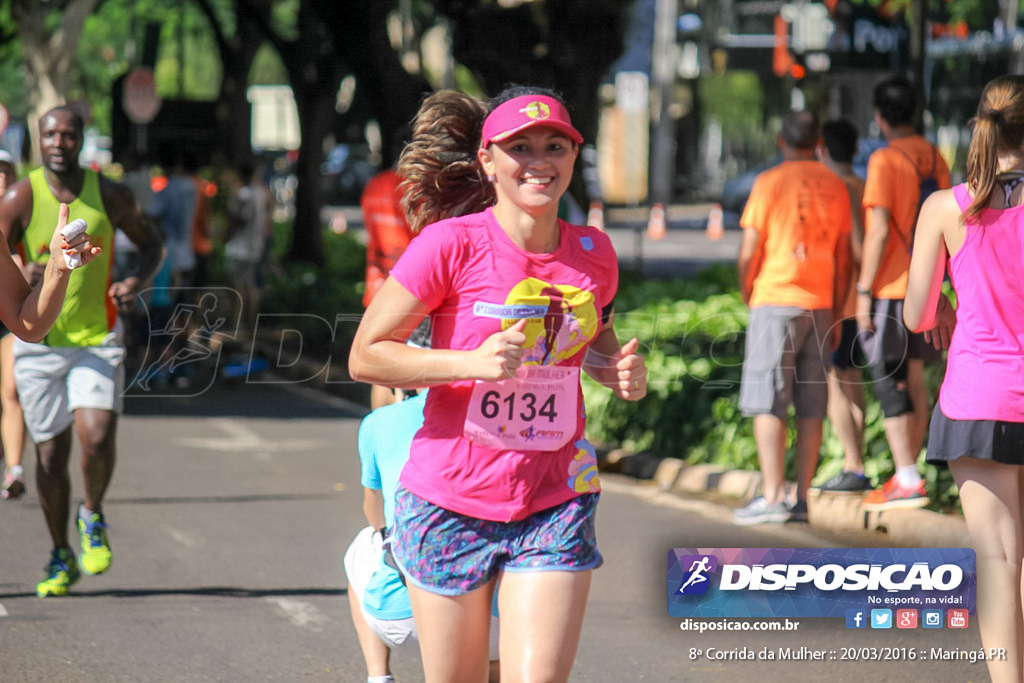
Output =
[{"x1": 344, "y1": 388, "x2": 499, "y2": 683}]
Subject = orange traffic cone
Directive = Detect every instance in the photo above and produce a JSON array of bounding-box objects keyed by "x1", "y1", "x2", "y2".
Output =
[
  {"x1": 706, "y1": 203, "x2": 724, "y2": 241},
  {"x1": 587, "y1": 200, "x2": 604, "y2": 231},
  {"x1": 647, "y1": 203, "x2": 666, "y2": 241}
]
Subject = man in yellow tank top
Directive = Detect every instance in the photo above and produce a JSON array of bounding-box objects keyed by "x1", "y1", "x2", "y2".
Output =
[{"x1": 0, "y1": 106, "x2": 163, "y2": 597}]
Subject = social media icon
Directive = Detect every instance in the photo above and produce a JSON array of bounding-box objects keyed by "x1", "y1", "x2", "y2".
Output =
[
  {"x1": 846, "y1": 609, "x2": 867, "y2": 629},
  {"x1": 922, "y1": 609, "x2": 943, "y2": 628},
  {"x1": 948, "y1": 609, "x2": 969, "y2": 629},
  {"x1": 896, "y1": 609, "x2": 918, "y2": 629},
  {"x1": 870, "y1": 609, "x2": 892, "y2": 629}
]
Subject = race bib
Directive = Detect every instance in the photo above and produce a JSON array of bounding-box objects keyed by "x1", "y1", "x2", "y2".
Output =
[{"x1": 464, "y1": 366, "x2": 579, "y2": 451}]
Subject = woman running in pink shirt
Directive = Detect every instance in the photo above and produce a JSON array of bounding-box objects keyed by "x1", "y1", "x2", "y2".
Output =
[{"x1": 349, "y1": 85, "x2": 646, "y2": 683}]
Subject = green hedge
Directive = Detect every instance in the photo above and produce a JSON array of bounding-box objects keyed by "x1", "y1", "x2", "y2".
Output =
[
  {"x1": 261, "y1": 227, "x2": 367, "y2": 354},
  {"x1": 584, "y1": 264, "x2": 959, "y2": 512}
]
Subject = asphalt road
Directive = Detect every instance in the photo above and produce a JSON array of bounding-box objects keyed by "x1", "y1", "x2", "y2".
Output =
[{"x1": 0, "y1": 377, "x2": 989, "y2": 682}]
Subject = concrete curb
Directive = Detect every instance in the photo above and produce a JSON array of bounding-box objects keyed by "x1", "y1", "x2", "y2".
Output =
[{"x1": 603, "y1": 453, "x2": 969, "y2": 548}]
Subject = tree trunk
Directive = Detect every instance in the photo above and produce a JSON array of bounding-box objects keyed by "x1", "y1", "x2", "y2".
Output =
[
  {"x1": 334, "y1": 0, "x2": 431, "y2": 167},
  {"x1": 194, "y1": 0, "x2": 264, "y2": 167},
  {"x1": 287, "y1": 86, "x2": 335, "y2": 265},
  {"x1": 14, "y1": 0, "x2": 101, "y2": 162}
]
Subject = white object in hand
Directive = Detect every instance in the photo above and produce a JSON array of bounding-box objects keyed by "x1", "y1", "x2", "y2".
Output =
[{"x1": 61, "y1": 218, "x2": 88, "y2": 269}]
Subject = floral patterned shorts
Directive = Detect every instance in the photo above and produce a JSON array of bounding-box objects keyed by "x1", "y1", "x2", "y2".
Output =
[{"x1": 390, "y1": 487, "x2": 602, "y2": 596}]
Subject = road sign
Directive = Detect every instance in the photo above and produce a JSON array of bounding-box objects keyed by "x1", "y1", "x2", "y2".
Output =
[{"x1": 122, "y1": 67, "x2": 162, "y2": 124}]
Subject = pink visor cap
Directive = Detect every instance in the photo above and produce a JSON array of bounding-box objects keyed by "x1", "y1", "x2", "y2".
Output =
[{"x1": 480, "y1": 95, "x2": 583, "y2": 148}]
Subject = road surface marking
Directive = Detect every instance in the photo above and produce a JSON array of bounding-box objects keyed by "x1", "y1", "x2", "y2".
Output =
[
  {"x1": 173, "y1": 417, "x2": 321, "y2": 452},
  {"x1": 265, "y1": 597, "x2": 331, "y2": 631},
  {"x1": 161, "y1": 524, "x2": 201, "y2": 548}
]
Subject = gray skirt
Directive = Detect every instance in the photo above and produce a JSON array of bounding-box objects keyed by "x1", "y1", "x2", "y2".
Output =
[{"x1": 926, "y1": 405, "x2": 1024, "y2": 466}]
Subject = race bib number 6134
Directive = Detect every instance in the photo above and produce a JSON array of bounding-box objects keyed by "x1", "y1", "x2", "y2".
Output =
[{"x1": 463, "y1": 366, "x2": 579, "y2": 451}]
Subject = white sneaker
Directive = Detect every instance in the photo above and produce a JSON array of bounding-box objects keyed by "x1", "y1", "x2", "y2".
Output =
[{"x1": 732, "y1": 496, "x2": 792, "y2": 525}]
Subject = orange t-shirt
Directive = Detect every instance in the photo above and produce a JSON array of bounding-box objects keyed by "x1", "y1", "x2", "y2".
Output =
[
  {"x1": 361, "y1": 169, "x2": 414, "y2": 308},
  {"x1": 861, "y1": 136, "x2": 951, "y2": 299},
  {"x1": 740, "y1": 159, "x2": 851, "y2": 310},
  {"x1": 192, "y1": 176, "x2": 213, "y2": 256}
]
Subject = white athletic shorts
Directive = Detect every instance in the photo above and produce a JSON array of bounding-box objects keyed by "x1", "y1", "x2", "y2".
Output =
[
  {"x1": 13, "y1": 330, "x2": 126, "y2": 442},
  {"x1": 343, "y1": 526, "x2": 500, "y2": 658}
]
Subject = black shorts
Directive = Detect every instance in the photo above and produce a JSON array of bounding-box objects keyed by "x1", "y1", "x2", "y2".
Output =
[
  {"x1": 831, "y1": 318, "x2": 865, "y2": 370},
  {"x1": 926, "y1": 406, "x2": 1024, "y2": 466}
]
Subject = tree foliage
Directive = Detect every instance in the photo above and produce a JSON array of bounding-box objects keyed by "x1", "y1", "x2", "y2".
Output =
[{"x1": 0, "y1": 0, "x2": 635, "y2": 263}]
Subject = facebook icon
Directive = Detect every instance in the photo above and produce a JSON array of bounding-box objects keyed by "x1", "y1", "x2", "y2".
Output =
[{"x1": 846, "y1": 609, "x2": 867, "y2": 629}]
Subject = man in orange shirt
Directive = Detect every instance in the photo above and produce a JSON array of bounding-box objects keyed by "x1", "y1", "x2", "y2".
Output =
[
  {"x1": 360, "y1": 167, "x2": 417, "y2": 410},
  {"x1": 735, "y1": 110, "x2": 852, "y2": 525},
  {"x1": 856, "y1": 76, "x2": 950, "y2": 511}
]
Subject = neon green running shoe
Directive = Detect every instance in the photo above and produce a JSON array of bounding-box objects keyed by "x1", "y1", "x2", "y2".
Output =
[
  {"x1": 37, "y1": 548, "x2": 80, "y2": 598},
  {"x1": 77, "y1": 506, "x2": 112, "y2": 575}
]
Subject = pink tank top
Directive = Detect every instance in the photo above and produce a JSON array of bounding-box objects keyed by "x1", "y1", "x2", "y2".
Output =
[{"x1": 939, "y1": 184, "x2": 1024, "y2": 420}]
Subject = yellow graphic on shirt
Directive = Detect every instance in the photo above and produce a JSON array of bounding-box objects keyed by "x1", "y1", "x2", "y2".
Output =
[
  {"x1": 503, "y1": 278, "x2": 598, "y2": 365},
  {"x1": 520, "y1": 101, "x2": 551, "y2": 120},
  {"x1": 568, "y1": 440, "x2": 600, "y2": 493}
]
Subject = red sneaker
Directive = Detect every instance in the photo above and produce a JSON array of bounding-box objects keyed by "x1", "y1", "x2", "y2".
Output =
[{"x1": 861, "y1": 476, "x2": 928, "y2": 511}]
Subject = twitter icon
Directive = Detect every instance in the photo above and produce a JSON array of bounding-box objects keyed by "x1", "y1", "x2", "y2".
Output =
[{"x1": 870, "y1": 609, "x2": 893, "y2": 629}]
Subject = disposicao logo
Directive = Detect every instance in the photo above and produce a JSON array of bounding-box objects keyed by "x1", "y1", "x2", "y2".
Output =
[
  {"x1": 667, "y1": 548, "x2": 976, "y2": 619},
  {"x1": 676, "y1": 555, "x2": 718, "y2": 596}
]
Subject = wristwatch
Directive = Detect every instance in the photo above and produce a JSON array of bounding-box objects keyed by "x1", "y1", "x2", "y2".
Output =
[{"x1": 855, "y1": 284, "x2": 872, "y2": 297}]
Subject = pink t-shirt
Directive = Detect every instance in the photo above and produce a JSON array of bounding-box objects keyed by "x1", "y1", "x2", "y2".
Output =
[
  {"x1": 389, "y1": 208, "x2": 618, "y2": 521},
  {"x1": 939, "y1": 184, "x2": 1024, "y2": 421}
]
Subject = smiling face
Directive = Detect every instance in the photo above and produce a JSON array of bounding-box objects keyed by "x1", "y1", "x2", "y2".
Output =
[
  {"x1": 479, "y1": 126, "x2": 578, "y2": 217},
  {"x1": 39, "y1": 110, "x2": 83, "y2": 176}
]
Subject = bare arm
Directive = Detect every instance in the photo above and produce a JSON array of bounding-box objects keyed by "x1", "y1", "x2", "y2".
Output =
[
  {"x1": 104, "y1": 181, "x2": 164, "y2": 309},
  {"x1": 581, "y1": 313, "x2": 646, "y2": 401},
  {"x1": 736, "y1": 227, "x2": 763, "y2": 305},
  {"x1": 0, "y1": 179, "x2": 101, "y2": 341},
  {"x1": 833, "y1": 223, "x2": 852, "y2": 324},
  {"x1": 855, "y1": 205, "x2": 891, "y2": 331},
  {"x1": 348, "y1": 276, "x2": 529, "y2": 388},
  {"x1": 847, "y1": 183, "x2": 866, "y2": 269},
  {"x1": 362, "y1": 488, "x2": 387, "y2": 531},
  {"x1": 904, "y1": 190, "x2": 957, "y2": 347}
]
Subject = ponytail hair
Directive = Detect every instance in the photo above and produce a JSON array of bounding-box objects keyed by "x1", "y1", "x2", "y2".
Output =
[
  {"x1": 397, "y1": 85, "x2": 572, "y2": 233},
  {"x1": 965, "y1": 75, "x2": 1024, "y2": 221},
  {"x1": 397, "y1": 91, "x2": 492, "y2": 234}
]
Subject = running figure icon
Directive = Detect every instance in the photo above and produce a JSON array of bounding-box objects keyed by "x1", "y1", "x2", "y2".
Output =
[{"x1": 679, "y1": 556, "x2": 712, "y2": 593}]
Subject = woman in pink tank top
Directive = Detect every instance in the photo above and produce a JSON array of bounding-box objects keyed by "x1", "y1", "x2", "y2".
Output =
[{"x1": 905, "y1": 75, "x2": 1024, "y2": 683}]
